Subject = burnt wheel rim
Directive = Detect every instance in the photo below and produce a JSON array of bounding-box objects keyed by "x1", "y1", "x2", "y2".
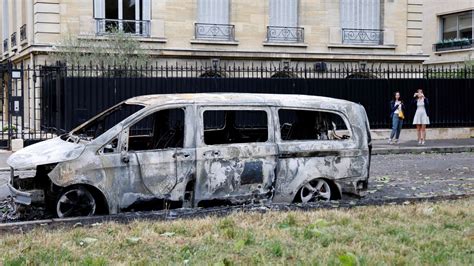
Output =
[
  {"x1": 300, "y1": 179, "x2": 331, "y2": 203},
  {"x1": 56, "y1": 188, "x2": 96, "y2": 218}
]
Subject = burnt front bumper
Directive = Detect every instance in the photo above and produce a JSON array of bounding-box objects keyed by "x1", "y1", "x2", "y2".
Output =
[
  {"x1": 0, "y1": 167, "x2": 43, "y2": 205},
  {"x1": 0, "y1": 182, "x2": 32, "y2": 205}
]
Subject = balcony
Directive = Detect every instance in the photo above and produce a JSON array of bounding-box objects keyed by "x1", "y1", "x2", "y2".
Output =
[
  {"x1": 96, "y1": 19, "x2": 151, "y2": 37},
  {"x1": 342, "y1": 28, "x2": 384, "y2": 45},
  {"x1": 20, "y1": 24, "x2": 27, "y2": 42},
  {"x1": 195, "y1": 23, "x2": 235, "y2": 42},
  {"x1": 433, "y1": 39, "x2": 473, "y2": 52},
  {"x1": 2, "y1": 39, "x2": 7, "y2": 53},
  {"x1": 266, "y1": 26, "x2": 304, "y2": 43},
  {"x1": 10, "y1": 32, "x2": 17, "y2": 48}
]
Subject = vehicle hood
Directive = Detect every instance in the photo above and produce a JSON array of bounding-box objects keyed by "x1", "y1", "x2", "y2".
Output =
[{"x1": 7, "y1": 137, "x2": 86, "y2": 170}]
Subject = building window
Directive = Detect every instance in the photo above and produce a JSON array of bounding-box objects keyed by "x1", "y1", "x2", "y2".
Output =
[
  {"x1": 94, "y1": 0, "x2": 151, "y2": 37},
  {"x1": 442, "y1": 11, "x2": 472, "y2": 40},
  {"x1": 340, "y1": 0, "x2": 383, "y2": 45},
  {"x1": 435, "y1": 11, "x2": 473, "y2": 51},
  {"x1": 20, "y1": 0, "x2": 27, "y2": 43},
  {"x1": 195, "y1": 0, "x2": 235, "y2": 41},
  {"x1": 2, "y1": 0, "x2": 9, "y2": 53},
  {"x1": 267, "y1": 0, "x2": 304, "y2": 43}
]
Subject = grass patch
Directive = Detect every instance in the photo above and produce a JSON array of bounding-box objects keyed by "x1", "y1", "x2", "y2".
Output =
[{"x1": 1, "y1": 199, "x2": 473, "y2": 265}]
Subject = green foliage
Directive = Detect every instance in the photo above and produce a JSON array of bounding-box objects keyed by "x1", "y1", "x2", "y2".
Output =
[
  {"x1": 278, "y1": 213, "x2": 298, "y2": 229},
  {"x1": 435, "y1": 38, "x2": 471, "y2": 46},
  {"x1": 268, "y1": 241, "x2": 283, "y2": 257},
  {"x1": 1, "y1": 199, "x2": 473, "y2": 265},
  {"x1": 52, "y1": 29, "x2": 149, "y2": 67},
  {"x1": 218, "y1": 218, "x2": 237, "y2": 239},
  {"x1": 338, "y1": 252, "x2": 359, "y2": 266},
  {"x1": 2, "y1": 126, "x2": 17, "y2": 132}
]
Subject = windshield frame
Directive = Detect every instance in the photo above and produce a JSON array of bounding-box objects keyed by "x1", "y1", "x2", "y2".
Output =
[{"x1": 69, "y1": 101, "x2": 146, "y2": 140}]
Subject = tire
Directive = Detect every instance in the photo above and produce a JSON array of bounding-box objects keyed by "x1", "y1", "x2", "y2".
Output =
[
  {"x1": 298, "y1": 178, "x2": 333, "y2": 203},
  {"x1": 55, "y1": 186, "x2": 97, "y2": 218}
]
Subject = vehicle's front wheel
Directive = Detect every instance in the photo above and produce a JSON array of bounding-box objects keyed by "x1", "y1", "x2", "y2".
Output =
[
  {"x1": 299, "y1": 179, "x2": 332, "y2": 203},
  {"x1": 56, "y1": 186, "x2": 96, "y2": 218}
]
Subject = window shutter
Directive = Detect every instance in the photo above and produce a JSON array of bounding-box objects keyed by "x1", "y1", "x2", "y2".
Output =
[
  {"x1": 142, "y1": 0, "x2": 151, "y2": 20},
  {"x1": 218, "y1": 0, "x2": 230, "y2": 24},
  {"x1": 269, "y1": 0, "x2": 279, "y2": 26},
  {"x1": 198, "y1": 0, "x2": 229, "y2": 24},
  {"x1": 371, "y1": 0, "x2": 381, "y2": 30},
  {"x1": 288, "y1": 0, "x2": 298, "y2": 27},
  {"x1": 270, "y1": 0, "x2": 297, "y2": 27},
  {"x1": 93, "y1": 0, "x2": 105, "y2": 19},
  {"x1": 340, "y1": 0, "x2": 348, "y2": 28},
  {"x1": 197, "y1": 0, "x2": 209, "y2": 23},
  {"x1": 363, "y1": 0, "x2": 380, "y2": 30},
  {"x1": 341, "y1": 0, "x2": 379, "y2": 29},
  {"x1": 2, "y1": 0, "x2": 9, "y2": 40},
  {"x1": 355, "y1": 0, "x2": 361, "y2": 29}
]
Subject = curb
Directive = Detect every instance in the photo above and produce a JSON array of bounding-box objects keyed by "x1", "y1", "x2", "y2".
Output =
[
  {"x1": 372, "y1": 145, "x2": 474, "y2": 155},
  {"x1": 1, "y1": 194, "x2": 472, "y2": 232}
]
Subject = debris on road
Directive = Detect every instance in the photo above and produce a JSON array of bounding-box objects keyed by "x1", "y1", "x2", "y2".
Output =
[{"x1": 1, "y1": 196, "x2": 19, "y2": 222}]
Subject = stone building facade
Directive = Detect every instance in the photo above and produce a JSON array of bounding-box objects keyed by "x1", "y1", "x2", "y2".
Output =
[
  {"x1": 423, "y1": 0, "x2": 473, "y2": 66},
  {"x1": 0, "y1": 0, "x2": 428, "y2": 71}
]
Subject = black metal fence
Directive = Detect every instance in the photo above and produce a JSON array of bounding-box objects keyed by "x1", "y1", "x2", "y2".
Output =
[{"x1": 1, "y1": 63, "x2": 473, "y2": 148}]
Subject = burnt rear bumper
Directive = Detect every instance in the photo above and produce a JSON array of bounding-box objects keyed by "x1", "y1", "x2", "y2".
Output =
[{"x1": 335, "y1": 175, "x2": 369, "y2": 198}]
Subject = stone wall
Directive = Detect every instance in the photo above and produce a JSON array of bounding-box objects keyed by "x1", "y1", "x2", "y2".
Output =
[{"x1": 1, "y1": 0, "x2": 429, "y2": 65}]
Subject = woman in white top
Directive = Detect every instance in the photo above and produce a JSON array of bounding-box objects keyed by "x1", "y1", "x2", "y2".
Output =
[{"x1": 413, "y1": 89, "x2": 430, "y2": 145}]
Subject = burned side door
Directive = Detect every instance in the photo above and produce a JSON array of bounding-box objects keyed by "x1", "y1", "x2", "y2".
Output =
[
  {"x1": 194, "y1": 107, "x2": 278, "y2": 204},
  {"x1": 126, "y1": 107, "x2": 193, "y2": 199},
  {"x1": 273, "y1": 108, "x2": 363, "y2": 202}
]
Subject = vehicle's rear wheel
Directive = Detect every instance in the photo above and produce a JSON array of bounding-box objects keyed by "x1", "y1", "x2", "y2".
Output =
[
  {"x1": 299, "y1": 179, "x2": 332, "y2": 202},
  {"x1": 56, "y1": 186, "x2": 96, "y2": 218}
]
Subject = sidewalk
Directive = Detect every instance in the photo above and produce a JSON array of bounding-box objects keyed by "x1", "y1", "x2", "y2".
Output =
[
  {"x1": 0, "y1": 151, "x2": 10, "y2": 170},
  {"x1": 372, "y1": 138, "x2": 474, "y2": 155}
]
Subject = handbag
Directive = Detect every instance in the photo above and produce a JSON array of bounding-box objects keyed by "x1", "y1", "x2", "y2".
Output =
[{"x1": 398, "y1": 109, "x2": 405, "y2": 120}]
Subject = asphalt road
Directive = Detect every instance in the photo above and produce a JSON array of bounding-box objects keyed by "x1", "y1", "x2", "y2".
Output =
[{"x1": 368, "y1": 152, "x2": 473, "y2": 199}]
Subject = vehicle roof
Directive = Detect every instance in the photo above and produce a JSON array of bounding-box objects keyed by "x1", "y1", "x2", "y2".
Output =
[{"x1": 125, "y1": 93, "x2": 357, "y2": 109}]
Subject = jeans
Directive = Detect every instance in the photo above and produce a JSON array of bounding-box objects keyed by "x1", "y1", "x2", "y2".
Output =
[{"x1": 390, "y1": 114, "x2": 403, "y2": 140}]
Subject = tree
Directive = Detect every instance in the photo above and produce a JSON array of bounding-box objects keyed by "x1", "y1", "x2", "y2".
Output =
[{"x1": 52, "y1": 29, "x2": 150, "y2": 67}]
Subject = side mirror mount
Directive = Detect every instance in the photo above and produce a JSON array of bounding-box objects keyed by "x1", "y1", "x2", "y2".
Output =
[{"x1": 122, "y1": 154, "x2": 130, "y2": 163}]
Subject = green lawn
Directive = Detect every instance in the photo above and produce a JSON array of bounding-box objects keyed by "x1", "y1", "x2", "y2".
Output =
[{"x1": 1, "y1": 198, "x2": 473, "y2": 265}]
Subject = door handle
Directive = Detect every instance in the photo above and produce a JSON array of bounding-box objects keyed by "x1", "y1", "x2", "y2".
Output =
[{"x1": 203, "y1": 150, "x2": 221, "y2": 157}]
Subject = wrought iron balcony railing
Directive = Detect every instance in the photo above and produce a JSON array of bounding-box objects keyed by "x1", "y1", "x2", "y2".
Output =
[
  {"x1": 342, "y1": 28, "x2": 383, "y2": 45},
  {"x1": 20, "y1": 24, "x2": 27, "y2": 42},
  {"x1": 96, "y1": 19, "x2": 151, "y2": 37},
  {"x1": 10, "y1": 32, "x2": 17, "y2": 47},
  {"x1": 266, "y1": 26, "x2": 304, "y2": 43},
  {"x1": 433, "y1": 39, "x2": 473, "y2": 52},
  {"x1": 195, "y1": 23, "x2": 235, "y2": 41},
  {"x1": 3, "y1": 39, "x2": 7, "y2": 53}
]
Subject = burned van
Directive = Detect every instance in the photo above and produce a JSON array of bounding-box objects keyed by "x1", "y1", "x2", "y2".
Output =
[{"x1": 5, "y1": 94, "x2": 371, "y2": 217}]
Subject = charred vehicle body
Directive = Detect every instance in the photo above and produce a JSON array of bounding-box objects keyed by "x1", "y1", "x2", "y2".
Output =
[{"x1": 4, "y1": 94, "x2": 372, "y2": 217}]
